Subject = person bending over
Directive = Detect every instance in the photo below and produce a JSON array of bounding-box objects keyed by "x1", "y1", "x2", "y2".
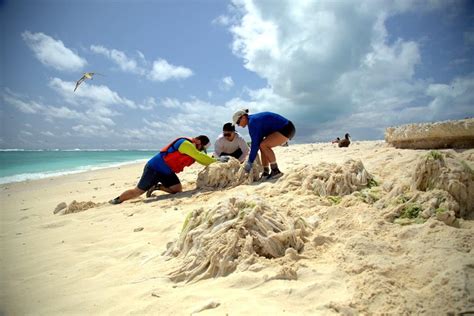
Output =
[
  {"x1": 109, "y1": 135, "x2": 228, "y2": 204},
  {"x1": 213, "y1": 122, "x2": 249, "y2": 163},
  {"x1": 232, "y1": 109, "x2": 295, "y2": 180}
]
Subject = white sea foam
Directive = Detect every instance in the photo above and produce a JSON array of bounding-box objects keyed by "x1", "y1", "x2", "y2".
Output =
[{"x1": 0, "y1": 159, "x2": 147, "y2": 185}]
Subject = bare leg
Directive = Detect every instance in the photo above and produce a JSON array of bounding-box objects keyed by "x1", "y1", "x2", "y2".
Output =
[
  {"x1": 259, "y1": 132, "x2": 288, "y2": 164},
  {"x1": 159, "y1": 183, "x2": 182, "y2": 194},
  {"x1": 119, "y1": 187, "x2": 145, "y2": 202},
  {"x1": 260, "y1": 150, "x2": 269, "y2": 168}
]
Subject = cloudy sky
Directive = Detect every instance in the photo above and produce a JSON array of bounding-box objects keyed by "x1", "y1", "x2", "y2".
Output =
[{"x1": 1, "y1": 0, "x2": 473, "y2": 149}]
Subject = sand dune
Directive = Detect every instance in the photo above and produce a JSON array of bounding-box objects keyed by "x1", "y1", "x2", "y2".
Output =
[{"x1": 1, "y1": 141, "x2": 473, "y2": 314}]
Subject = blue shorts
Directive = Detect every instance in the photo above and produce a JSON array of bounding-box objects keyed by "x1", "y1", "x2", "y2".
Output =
[{"x1": 137, "y1": 164, "x2": 180, "y2": 191}]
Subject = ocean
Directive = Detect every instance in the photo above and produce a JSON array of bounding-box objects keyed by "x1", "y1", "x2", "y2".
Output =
[{"x1": 0, "y1": 150, "x2": 158, "y2": 184}]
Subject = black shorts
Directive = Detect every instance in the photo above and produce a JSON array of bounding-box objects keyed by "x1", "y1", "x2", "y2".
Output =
[
  {"x1": 278, "y1": 121, "x2": 296, "y2": 140},
  {"x1": 137, "y1": 164, "x2": 180, "y2": 191},
  {"x1": 220, "y1": 148, "x2": 243, "y2": 160}
]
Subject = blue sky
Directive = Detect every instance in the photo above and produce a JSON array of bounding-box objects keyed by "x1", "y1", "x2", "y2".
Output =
[{"x1": 1, "y1": 0, "x2": 473, "y2": 149}]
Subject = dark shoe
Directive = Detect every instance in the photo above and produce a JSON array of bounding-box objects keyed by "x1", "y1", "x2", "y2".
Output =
[
  {"x1": 146, "y1": 184, "x2": 157, "y2": 198},
  {"x1": 267, "y1": 169, "x2": 283, "y2": 180},
  {"x1": 109, "y1": 197, "x2": 122, "y2": 205},
  {"x1": 259, "y1": 172, "x2": 270, "y2": 181},
  {"x1": 146, "y1": 183, "x2": 162, "y2": 197}
]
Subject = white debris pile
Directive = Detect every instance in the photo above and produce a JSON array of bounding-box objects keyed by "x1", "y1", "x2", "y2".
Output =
[
  {"x1": 164, "y1": 197, "x2": 311, "y2": 283},
  {"x1": 196, "y1": 157, "x2": 263, "y2": 189}
]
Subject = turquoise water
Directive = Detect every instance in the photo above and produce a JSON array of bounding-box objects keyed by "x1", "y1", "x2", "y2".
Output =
[{"x1": 0, "y1": 150, "x2": 158, "y2": 184}]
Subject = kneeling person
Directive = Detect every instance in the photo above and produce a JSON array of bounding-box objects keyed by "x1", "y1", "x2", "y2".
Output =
[
  {"x1": 109, "y1": 135, "x2": 224, "y2": 204},
  {"x1": 214, "y1": 123, "x2": 249, "y2": 163}
]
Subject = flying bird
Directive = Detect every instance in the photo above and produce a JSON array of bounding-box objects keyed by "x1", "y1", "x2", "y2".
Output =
[{"x1": 74, "y1": 72, "x2": 103, "y2": 92}]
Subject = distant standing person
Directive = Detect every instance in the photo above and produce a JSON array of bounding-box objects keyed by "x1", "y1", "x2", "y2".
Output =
[
  {"x1": 214, "y1": 123, "x2": 249, "y2": 163},
  {"x1": 232, "y1": 109, "x2": 295, "y2": 180},
  {"x1": 109, "y1": 135, "x2": 228, "y2": 204}
]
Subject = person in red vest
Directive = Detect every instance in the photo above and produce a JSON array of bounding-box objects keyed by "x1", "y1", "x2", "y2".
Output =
[{"x1": 109, "y1": 135, "x2": 228, "y2": 204}]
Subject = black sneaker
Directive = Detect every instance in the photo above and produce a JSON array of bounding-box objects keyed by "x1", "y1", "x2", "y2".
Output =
[
  {"x1": 267, "y1": 169, "x2": 283, "y2": 180},
  {"x1": 109, "y1": 197, "x2": 122, "y2": 205},
  {"x1": 259, "y1": 172, "x2": 270, "y2": 181},
  {"x1": 146, "y1": 184, "x2": 157, "y2": 198}
]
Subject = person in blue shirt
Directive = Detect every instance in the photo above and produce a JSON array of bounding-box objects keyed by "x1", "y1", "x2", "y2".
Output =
[
  {"x1": 232, "y1": 109, "x2": 295, "y2": 180},
  {"x1": 109, "y1": 135, "x2": 228, "y2": 204}
]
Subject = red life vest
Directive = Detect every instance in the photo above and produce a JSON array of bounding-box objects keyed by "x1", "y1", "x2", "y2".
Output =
[{"x1": 160, "y1": 137, "x2": 196, "y2": 173}]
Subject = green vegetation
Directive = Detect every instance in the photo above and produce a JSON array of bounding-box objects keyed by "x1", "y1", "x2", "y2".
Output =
[
  {"x1": 327, "y1": 195, "x2": 342, "y2": 205},
  {"x1": 356, "y1": 187, "x2": 381, "y2": 204},
  {"x1": 435, "y1": 207, "x2": 447, "y2": 214},
  {"x1": 394, "y1": 204, "x2": 426, "y2": 225},
  {"x1": 394, "y1": 194, "x2": 409, "y2": 205},
  {"x1": 367, "y1": 178, "x2": 378, "y2": 188},
  {"x1": 236, "y1": 200, "x2": 256, "y2": 210},
  {"x1": 427, "y1": 150, "x2": 443, "y2": 161},
  {"x1": 238, "y1": 209, "x2": 249, "y2": 219},
  {"x1": 427, "y1": 180, "x2": 436, "y2": 190},
  {"x1": 181, "y1": 211, "x2": 194, "y2": 233},
  {"x1": 399, "y1": 203, "x2": 422, "y2": 219},
  {"x1": 461, "y1": 160, "x2": 474, "y2": 176}
]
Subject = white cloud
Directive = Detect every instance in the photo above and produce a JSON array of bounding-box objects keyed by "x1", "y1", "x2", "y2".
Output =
[
  {"x1": 90, "y1": 45, "x2": 193, "y2": 83},
  {"x1": 3, "y1": 89, "x2": 44, "y2": 113},
  {"x1": 44, "y1": 105, "x2": 83, "y2": 120},
  {"x1": 426, "y1": 75, "x2": 474, "y2": 120},
  {"x1": 219, "y1": 76, "x2": 235, "y2": 91},
  {"x1": 48, "y1": 77, "x2": 137, "y2": 109},
  {"x1": 161, "y1": 97, "x2": 181, "y2": 108},
  {"x1": 41, "y1": 131, "x2": 55, "y2": 137},
  {"x1": 143, "y1": 118, "x2": 165, "y2": 129},
  {"x1": 90, "y1": 45, "x2": 145, "y2": 75},
  {"x1": 138, "y1": 97, "x2": 158, "y2": 111},
  {"x1": 222, "y1": 0, "x2": 468, "y2": 142},
  {"x1": 213, "y1": 15, "x2": 231, "y2": 26},
  {"x1": 148, "y1": 59, "x2": 194, "y2": 82},
  {"x1": 4, "y1": 85, "x2": 120, "y2": 130},
  {"x1": 72, "y1": 124, "x2": 112, "y2": 137},
  {"x1": 22, "y1": 31, "x2": 87, "y2": 71},
  {"x1": 20, "y1": 131, "x2": 33, "y2": 136}
]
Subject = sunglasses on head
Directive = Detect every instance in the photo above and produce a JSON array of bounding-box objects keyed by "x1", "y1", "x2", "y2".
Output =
[{"x1": 223, "y1": 132, "x2": 232, "y2": 137}]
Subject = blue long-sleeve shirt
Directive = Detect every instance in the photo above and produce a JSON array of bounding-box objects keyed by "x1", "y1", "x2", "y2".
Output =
[{"x1": 247, "y1": 112, "x2": 289, "y2": 163}]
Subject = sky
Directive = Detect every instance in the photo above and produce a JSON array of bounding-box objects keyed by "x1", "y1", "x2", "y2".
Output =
[{"x1": 1, "y1": 0, "x2": 473, "y2": 150}]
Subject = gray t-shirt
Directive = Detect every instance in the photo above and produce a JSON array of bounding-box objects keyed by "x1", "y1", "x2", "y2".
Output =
[{"x1": 213, "y1": 133, "x2": 249, "y2": 162}]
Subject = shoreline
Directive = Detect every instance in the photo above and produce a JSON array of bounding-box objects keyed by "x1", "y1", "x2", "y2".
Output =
[
  {"x1": 0, "y1": 140, "x2": 381, "y2": 186},
  {"x1": 0, "y1": 158, "x2": 149, "y2": 186}
]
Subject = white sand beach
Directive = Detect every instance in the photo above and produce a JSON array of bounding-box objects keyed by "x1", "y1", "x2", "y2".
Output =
[{"x1": 1, "y1": 140, "x2": 473, "y2": 315}]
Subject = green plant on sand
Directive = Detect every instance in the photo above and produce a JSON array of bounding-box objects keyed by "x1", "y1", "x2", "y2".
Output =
[
  {"x1": 399, "y1": 203, "x2": 422, "y2": 219},
  {"x1": 427, "y1": 150, "x2": 443, "y2": 161},
  {"x1": 327, "y1": 195, "x2": 342, "y2": 205},
  {"x1": 367, "y1": 178, "x2": 378, "y2": 188}
]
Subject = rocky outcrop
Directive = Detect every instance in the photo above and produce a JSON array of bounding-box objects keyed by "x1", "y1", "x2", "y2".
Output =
[{"x1": 385, "y1": 118, "x2": 474, "y2": 149}]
